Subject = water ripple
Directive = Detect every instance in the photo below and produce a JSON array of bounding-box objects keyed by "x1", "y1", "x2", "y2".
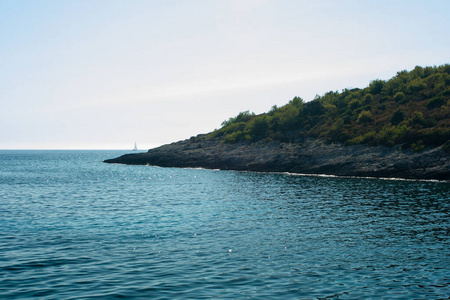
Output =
[{"x1": 0, "y1": 150, "x2": 449, "y2": 299}]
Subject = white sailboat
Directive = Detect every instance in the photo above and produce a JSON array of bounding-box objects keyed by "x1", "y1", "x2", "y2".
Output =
[{"x1": 133, "y1": 142, "x2": 138, "y2": 151}]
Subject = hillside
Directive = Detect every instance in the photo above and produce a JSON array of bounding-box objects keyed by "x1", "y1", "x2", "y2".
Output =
[
  {"x1": 209, "y1": 64, "x2": 450, "y2": 151},
  {"x1": 105, "y1": 65, "x2": 450, "y2": 180}
]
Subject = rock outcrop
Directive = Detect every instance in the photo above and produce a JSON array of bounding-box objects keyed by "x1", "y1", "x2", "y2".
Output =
[{"x1": 104, "y1": 137, "x2": 450, "y2": 181}]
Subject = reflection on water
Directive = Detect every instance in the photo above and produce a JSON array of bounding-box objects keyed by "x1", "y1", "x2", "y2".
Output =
[{"x1": 0, "y1": 150, "x2": 449, "y2": 299}]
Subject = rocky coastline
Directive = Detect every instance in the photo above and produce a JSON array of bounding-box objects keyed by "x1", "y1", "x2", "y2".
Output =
[{"x1": 104, "y1": 137, "x2": 450, "y2": 181}]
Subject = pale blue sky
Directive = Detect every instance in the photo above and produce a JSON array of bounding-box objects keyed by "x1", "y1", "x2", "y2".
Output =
[{"x1": 1, "y1": 0, "x2": 449, "y2": 149}]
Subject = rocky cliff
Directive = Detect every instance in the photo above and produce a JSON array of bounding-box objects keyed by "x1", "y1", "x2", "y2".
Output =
[{"x1": 104, "y1": 137, "x2": 449, "y2": 181}]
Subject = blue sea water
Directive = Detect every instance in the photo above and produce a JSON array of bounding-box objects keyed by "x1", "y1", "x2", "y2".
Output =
[{"x1": 0, "y1": 150, "x2": 449, "y2": 299}]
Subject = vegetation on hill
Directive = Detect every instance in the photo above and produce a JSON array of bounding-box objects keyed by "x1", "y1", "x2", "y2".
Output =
[{"x1": 207, "y1": 64, "x2": 450, "y2": 151}]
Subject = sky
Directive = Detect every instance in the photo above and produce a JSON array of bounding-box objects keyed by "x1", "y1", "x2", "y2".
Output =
[{"x1": 1, "y1": 0, "x2": 449, "y2": 150}]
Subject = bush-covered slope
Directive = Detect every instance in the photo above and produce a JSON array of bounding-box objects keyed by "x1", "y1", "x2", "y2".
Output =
[{"x1": 208, "y1": 64, "x2": 450, "y2": 151}]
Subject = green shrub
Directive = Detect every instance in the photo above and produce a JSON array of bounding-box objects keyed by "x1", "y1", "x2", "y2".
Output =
[
  {"x1": 347, "y1": 135, "x2": 364, "y2": 145},
  {"x1": 357, "y1": 111, "x2": 373, "y2": 123},
  {"x1": 411, "y1": 140, "x2": 424, "y2": 152},
  {"x1": 394, "y1": 92, "x2": 406, "y2": 102},
  {"x1": 216, "y1": 64, "x2": 450, "y2": 148},
  {"x1": 410, "y1": 111, "x2": 424, "y2": 126},
  {"x1": 369, "y1": 79, "x2": 384, "y2": 94},
  {"x1": 348, "y1": 99, "x2": 361, "y2": 110},
  {"x1": 377, "y1": 125, "x2": 409, "y2": 145},
  {"x1": 427, "y1": 96, "x2": 445, "y2": 109},
  {"x1": 221, "y1": 111, "x2": 254, "y2": 127},
  {"x1": 391, "y1": 110, "x2": 405, "y2": 125},
  {"x1": 407, "y1": 78, "x2": 426, "y2": 94},
  {"x1": 223, "y1": 122, "x2": 246, "y2": 134},
  {"x1": 223, "y1": 131, "x2": 250, "y2": 144},
  {"x1": 363, "y1": 93, "x2": 373, "y2": 105},
  {"x1": 247, "y1": 116, "x2": 269, "y2": 138},
  {"x1": 347, "y1": 131, "x2": 377, "y2": 145}
]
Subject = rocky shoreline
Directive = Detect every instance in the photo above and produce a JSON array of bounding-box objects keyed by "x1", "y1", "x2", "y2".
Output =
[{"x1": 104, "y1": 137, "x2": 450, "y2": 181}]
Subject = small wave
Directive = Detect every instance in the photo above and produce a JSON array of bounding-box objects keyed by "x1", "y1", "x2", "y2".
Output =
[
  {"x1": 1, "y1": 257, "x2": 95, "y2": 271},
  {"x1": 284, "y1": 172, "x2": 448, "y2": 183}
]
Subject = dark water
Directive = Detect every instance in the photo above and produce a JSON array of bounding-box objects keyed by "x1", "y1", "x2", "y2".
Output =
[{"x1": 1, "y1": 150, "x2": 449, "y2": 299}]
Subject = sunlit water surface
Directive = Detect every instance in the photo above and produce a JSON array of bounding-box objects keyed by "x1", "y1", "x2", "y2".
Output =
[{"x1": 1, "y1": 150, "x2": 449, "y2": 299}]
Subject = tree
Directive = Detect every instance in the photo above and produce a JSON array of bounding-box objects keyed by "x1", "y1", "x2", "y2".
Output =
[
  {"x1": 214, "y1": 64, "x2": 450, "y2": 148},
  {"x1": 427, "y1": 96, "x2": 445, "y2": 109},
  {"x1": 393, "y1": 92, "x2": 405, "y2": 102},
  {"x1": 221, "y1": 111, "x2": 254, "y2": 127},
  {"x1": 289, "y1": 96, "x2": 304, "y2": 107},
  {"x1": 369, "y1": 79, "x2": 384, "y2": 94},
  {"x1": 391, "y1": 110, "x2": 405, "y2": 125},
  {"x1": 410, "y1": 111, "x2": 424, "y2": 127},
  {"x1": 357, "y1": 111, "x2": 373, "y2": 123},
  {"x1": 363, "y1": 94, "x2": 373, "y2": 105},
  {"x1": 348, "y1": 99, "x2": 361, "y2": 110},
  {"x1": 247, "y1": 116, "x2": 268, "y2": 138},
  {"x1": 303, "y1": 101, "x2": 324, "y2": 116}
]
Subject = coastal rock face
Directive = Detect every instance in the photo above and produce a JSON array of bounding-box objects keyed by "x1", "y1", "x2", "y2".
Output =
[{"x1": 104, "y1": 138, "x2": 450, "y2": 180}]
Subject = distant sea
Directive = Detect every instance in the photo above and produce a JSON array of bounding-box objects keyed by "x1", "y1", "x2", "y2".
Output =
[{"x1": 1, "y1": 150, "x2": 449, "y2": 299}]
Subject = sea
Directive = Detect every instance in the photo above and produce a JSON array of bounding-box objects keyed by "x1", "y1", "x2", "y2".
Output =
[{"x1": 1, "y1": 150, "x2": 449, "y2": 299}]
